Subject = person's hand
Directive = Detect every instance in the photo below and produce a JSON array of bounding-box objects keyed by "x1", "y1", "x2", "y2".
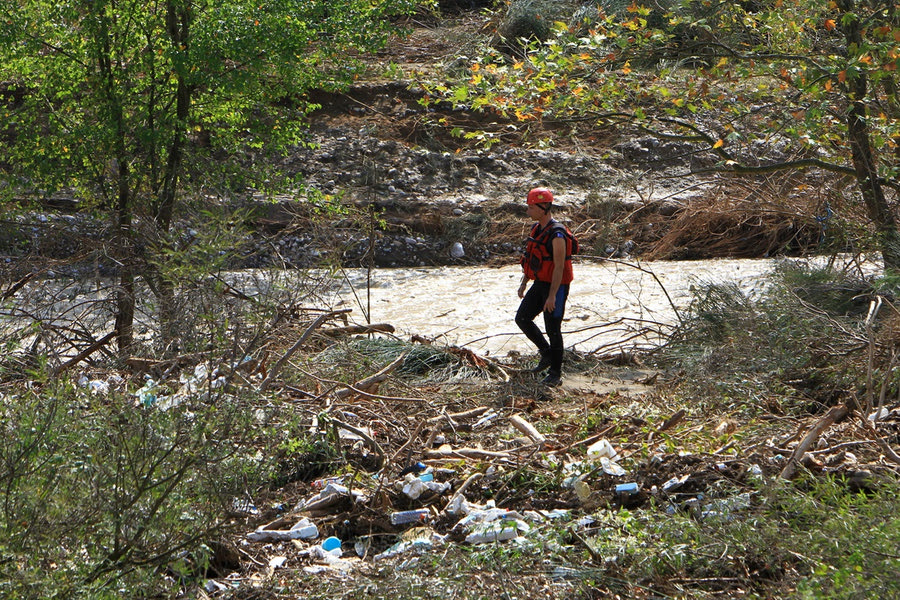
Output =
[
  {"x1": 544, "y1": 295, "x2": 556, "y2": 313},
  {"x1": 517, "y1": 282, "x2": 527, "y2": 299}
]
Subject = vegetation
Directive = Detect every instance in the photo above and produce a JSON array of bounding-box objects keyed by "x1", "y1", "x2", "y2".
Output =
[
  {"x1": 423, "y1": 0, "x2": 900, "y2": 270},
  {"x1": 0, "y1": 0, "x2": 421, "y2": 355},
  {"x1": 2, "y1": 261, "x2": 900, "y2": 598}
]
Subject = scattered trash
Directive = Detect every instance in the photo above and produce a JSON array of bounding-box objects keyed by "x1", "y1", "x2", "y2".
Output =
[
  {"x1": 586, "y1": 439, "x2": 617, "y2": 460},
  {"x1": 398, "y1": 462, "x2": 427, "y2": 476},
  {"x1": 204, "y1": 579, "x2": 231, "y2": 593},
  {"x1": 134, "y1": 378, "x2": 159, "y2": 406},
  {"x1": 231, "y1": 498, "x2": 260, "y2": 516},
  {"x1": 615, "y1": 482, "x2": 640, "y2": 495},
  {"x1": 390, "y1": 508, "x2": 431, "y2": 526},
  {"x1": 599, "y1": 456, "x2": 627, "y2": 476},
  {"x1": 450, "y1": 241, "x2": 465, "y2": 258},
  {"x1": 247, "y1": 517, "x2": 318, "y2": 542},
  {"x1": 868, "y1": 407, "x2": 892, "y2": 421},
  {"x1": 297, "y1": 482, "x2": 367, "y2": 512},
  {"x1": 374, "y1": 534, "x2": 442, "y2": 561},
  {"x1": 320, "y1": 536, "x2": 343, "y2": 557},
  {"x1": 700, "y1": 492, "x2": 753, "y2": 520},
  {"x1": 472, "y1": 410, "x2": 499, "y2": 429},
  {"x1": 399, "y1": 472, "x2": 450, "y2": 500},
  {"x1": 574, "y1": 480, "x2": 591, "y2": 503},
  {"x1": 88, "y1": 379, "x2": 109, "y2": 395},
  {"x1": 661, "y1": 474, "x2": 690, "y2": 493},
  {"x1": 465, "y1": 520, "x2": 521, "y2": 544}
]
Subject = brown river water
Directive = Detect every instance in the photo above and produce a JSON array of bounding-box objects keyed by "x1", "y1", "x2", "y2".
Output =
[
  {"x1": 6, "y1": 256, "x2": 878, "y2": 362},
  {"x1": 319, "y1": 256, "x2": 873, "y2": 357}
]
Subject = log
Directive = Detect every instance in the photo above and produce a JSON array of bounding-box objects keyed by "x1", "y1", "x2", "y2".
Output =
[
  {"x1": 509, "y1": 414, "x2": 546, "y2": 446},
  {"x1": 335, "y1": 352, "x2": 407, "y2": 399},
  {"x1": 320, "y1": 323, "x2": 395, "y2": 336},
  {"x1": 780, "y1": 404, "x2": 849, "y2": 480}
]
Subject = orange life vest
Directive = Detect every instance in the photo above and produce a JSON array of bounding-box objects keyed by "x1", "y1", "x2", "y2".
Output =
[{"x1": 521, "y1": 220, "x2": 577, "y2": 284}]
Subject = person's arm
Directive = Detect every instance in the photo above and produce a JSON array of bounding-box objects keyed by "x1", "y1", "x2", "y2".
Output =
[
  {"x1": 518, "y1": 273, "x2": 529, "y2": 299},
  {"x1": 544, "y1": 235, "x2": 566, "y2": 312}
]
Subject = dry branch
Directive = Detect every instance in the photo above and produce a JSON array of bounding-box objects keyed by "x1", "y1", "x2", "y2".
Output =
[
  {"x1": 330, "y1": 417, "x2": 385, "y2": 467},
  {"x1": 423, "y1": 446, "x2": 513, "y2": 460},
  {"x1": 335, "y1": 351, "x2": 407, "y2": 399},
  {"x1": 509, "y1": 414, "x2": 546, "y2": 446},
  {"x1": 51, "y1": 329, "x2": 117, "y2": 375},
  {"x1": 780, "y1": 404, "x2": 850, "y2": 479},
  {"x1": 426, "y1": 406, "x2": 490, "y2": 424},
  {"x1": 320, "y1": 323, "x2": 395, "y2": 336},
  {"x1": 260, "y1": 308, "x2": 351, "y2": 391}
]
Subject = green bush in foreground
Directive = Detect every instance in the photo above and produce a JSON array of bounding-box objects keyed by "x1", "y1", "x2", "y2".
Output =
[{"x1": 0, "y1": 378, "x2": 268, "y2": 598}]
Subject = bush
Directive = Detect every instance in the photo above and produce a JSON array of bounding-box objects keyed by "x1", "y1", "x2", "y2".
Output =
[
  {"x1": 0, "y1": 378, "x2": 267, "y2": 597},
  {"x1": 659, "y1": 261, "x2": 885, "y2": 412}
]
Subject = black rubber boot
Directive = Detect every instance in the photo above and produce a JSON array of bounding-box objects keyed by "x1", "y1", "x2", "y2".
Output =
[
  {"x1": 541, "y1": 371, "x2": 562, "y2": 387},
  {"x1": 531, "y1": 349, "x2": 551, "y2": 373}
]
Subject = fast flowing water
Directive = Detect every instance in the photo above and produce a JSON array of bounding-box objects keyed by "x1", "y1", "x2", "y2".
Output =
[
  {"x1": 3, "y1": 256, "x2": 878, "y2": 361},
  {"x1": 317, "y1": 256, "x2": 863, "y2": 357}
]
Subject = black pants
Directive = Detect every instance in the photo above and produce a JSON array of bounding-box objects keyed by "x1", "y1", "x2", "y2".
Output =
[{"x1": 515, "y1": 281, "x2": 568, "y2": 375}]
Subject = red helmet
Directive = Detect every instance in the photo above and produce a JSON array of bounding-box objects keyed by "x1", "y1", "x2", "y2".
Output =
[{"x1": 527, "y1": 187, "x2": 553, "y2": 205}]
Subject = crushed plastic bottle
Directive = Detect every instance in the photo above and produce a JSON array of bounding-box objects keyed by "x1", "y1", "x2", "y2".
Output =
[
  {"x1": 390, "y1": 508, "x2": 430, "y2": 526},
  {"x1": 135, "y1": 378, "x2": 158, "y2": 407},
  {"x1": 615, "y1": 482, "x2": 640, "y2": 495},
  {"x1": 465, "y1": 520, "x2": 521, "y2": 544}
]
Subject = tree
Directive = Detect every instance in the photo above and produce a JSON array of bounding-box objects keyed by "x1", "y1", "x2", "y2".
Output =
[
  {"x1": 425, "y1": 0, "x2": 900, "y2": 270},
  {"x1": 0, "y1": 0, "x2": 421, "y2": 356}
]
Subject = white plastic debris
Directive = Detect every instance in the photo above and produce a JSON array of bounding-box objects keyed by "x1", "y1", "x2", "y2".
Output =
[
  {"x1": 297, "y1": 482, "x2": 367, "y2": 511},
  {"x1": 600, "y1": 456, "x2": 626, "y2": 476},
  {"x1": 89, "y1": 380, "x2": 110, "y2": 395},
  {"x1": 246, "y1": 517, "x2": 318, "y2": 542},
  {"x1": 399, "y1": 473, "x2": 451, "y2": 500},
  {"x1": 586, "y1": 439, "x2": 617, "y2": 460},
  {"x1": 465, "y1": 520, "x2": 524, "y2": 544},
  {"x1": 869, "y1": 407, "x2": 892, "y2": 421}
]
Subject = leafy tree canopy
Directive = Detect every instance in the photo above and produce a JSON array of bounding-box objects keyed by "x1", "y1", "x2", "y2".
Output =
[
  {"x1": 422, "y1": 0, "x2": 900, "y2": 267},
  {"x1": 0, "y1": 0, "x2": 422, "y2": 212}
]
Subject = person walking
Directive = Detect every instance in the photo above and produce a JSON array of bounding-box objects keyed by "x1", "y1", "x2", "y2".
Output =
[{"x1": 515, "y1": 187, "x2": 575, "y2": 387}]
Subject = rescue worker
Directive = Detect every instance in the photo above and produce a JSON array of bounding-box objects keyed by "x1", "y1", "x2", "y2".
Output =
[{"x1": 515, "y1": 187, "x2": 574, "y2": 387}]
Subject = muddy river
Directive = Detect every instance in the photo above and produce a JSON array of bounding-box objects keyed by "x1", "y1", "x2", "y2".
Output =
[
  {"x1": 5, "y1": 256, "x2": 878, "y2": 362},
  {"x1": 317, "y1": 256, "x2": 865, "y2": 357}
]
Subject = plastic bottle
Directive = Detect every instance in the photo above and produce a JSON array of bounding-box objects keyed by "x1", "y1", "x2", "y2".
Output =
[
  {"x1": 586, "y1": 439, "x2": 616, "y2": 460},
  {"x1": 389, "y1": 508, "x2": 430, "y2": 525},
  {"x1": 615, "y1": 482, "x2": 640, "y2": 495}
]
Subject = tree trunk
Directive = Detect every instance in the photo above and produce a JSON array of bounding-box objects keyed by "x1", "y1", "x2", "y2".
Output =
[
  {"x1": 94, "y1": 6, "x2": 135, "y2": 356},
  {"x1": 839, "y1": 0, "x2": 900, "y2": 272},
  {"x1": 154, "y1": 0, "x2": 193, "y2": 355}
]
